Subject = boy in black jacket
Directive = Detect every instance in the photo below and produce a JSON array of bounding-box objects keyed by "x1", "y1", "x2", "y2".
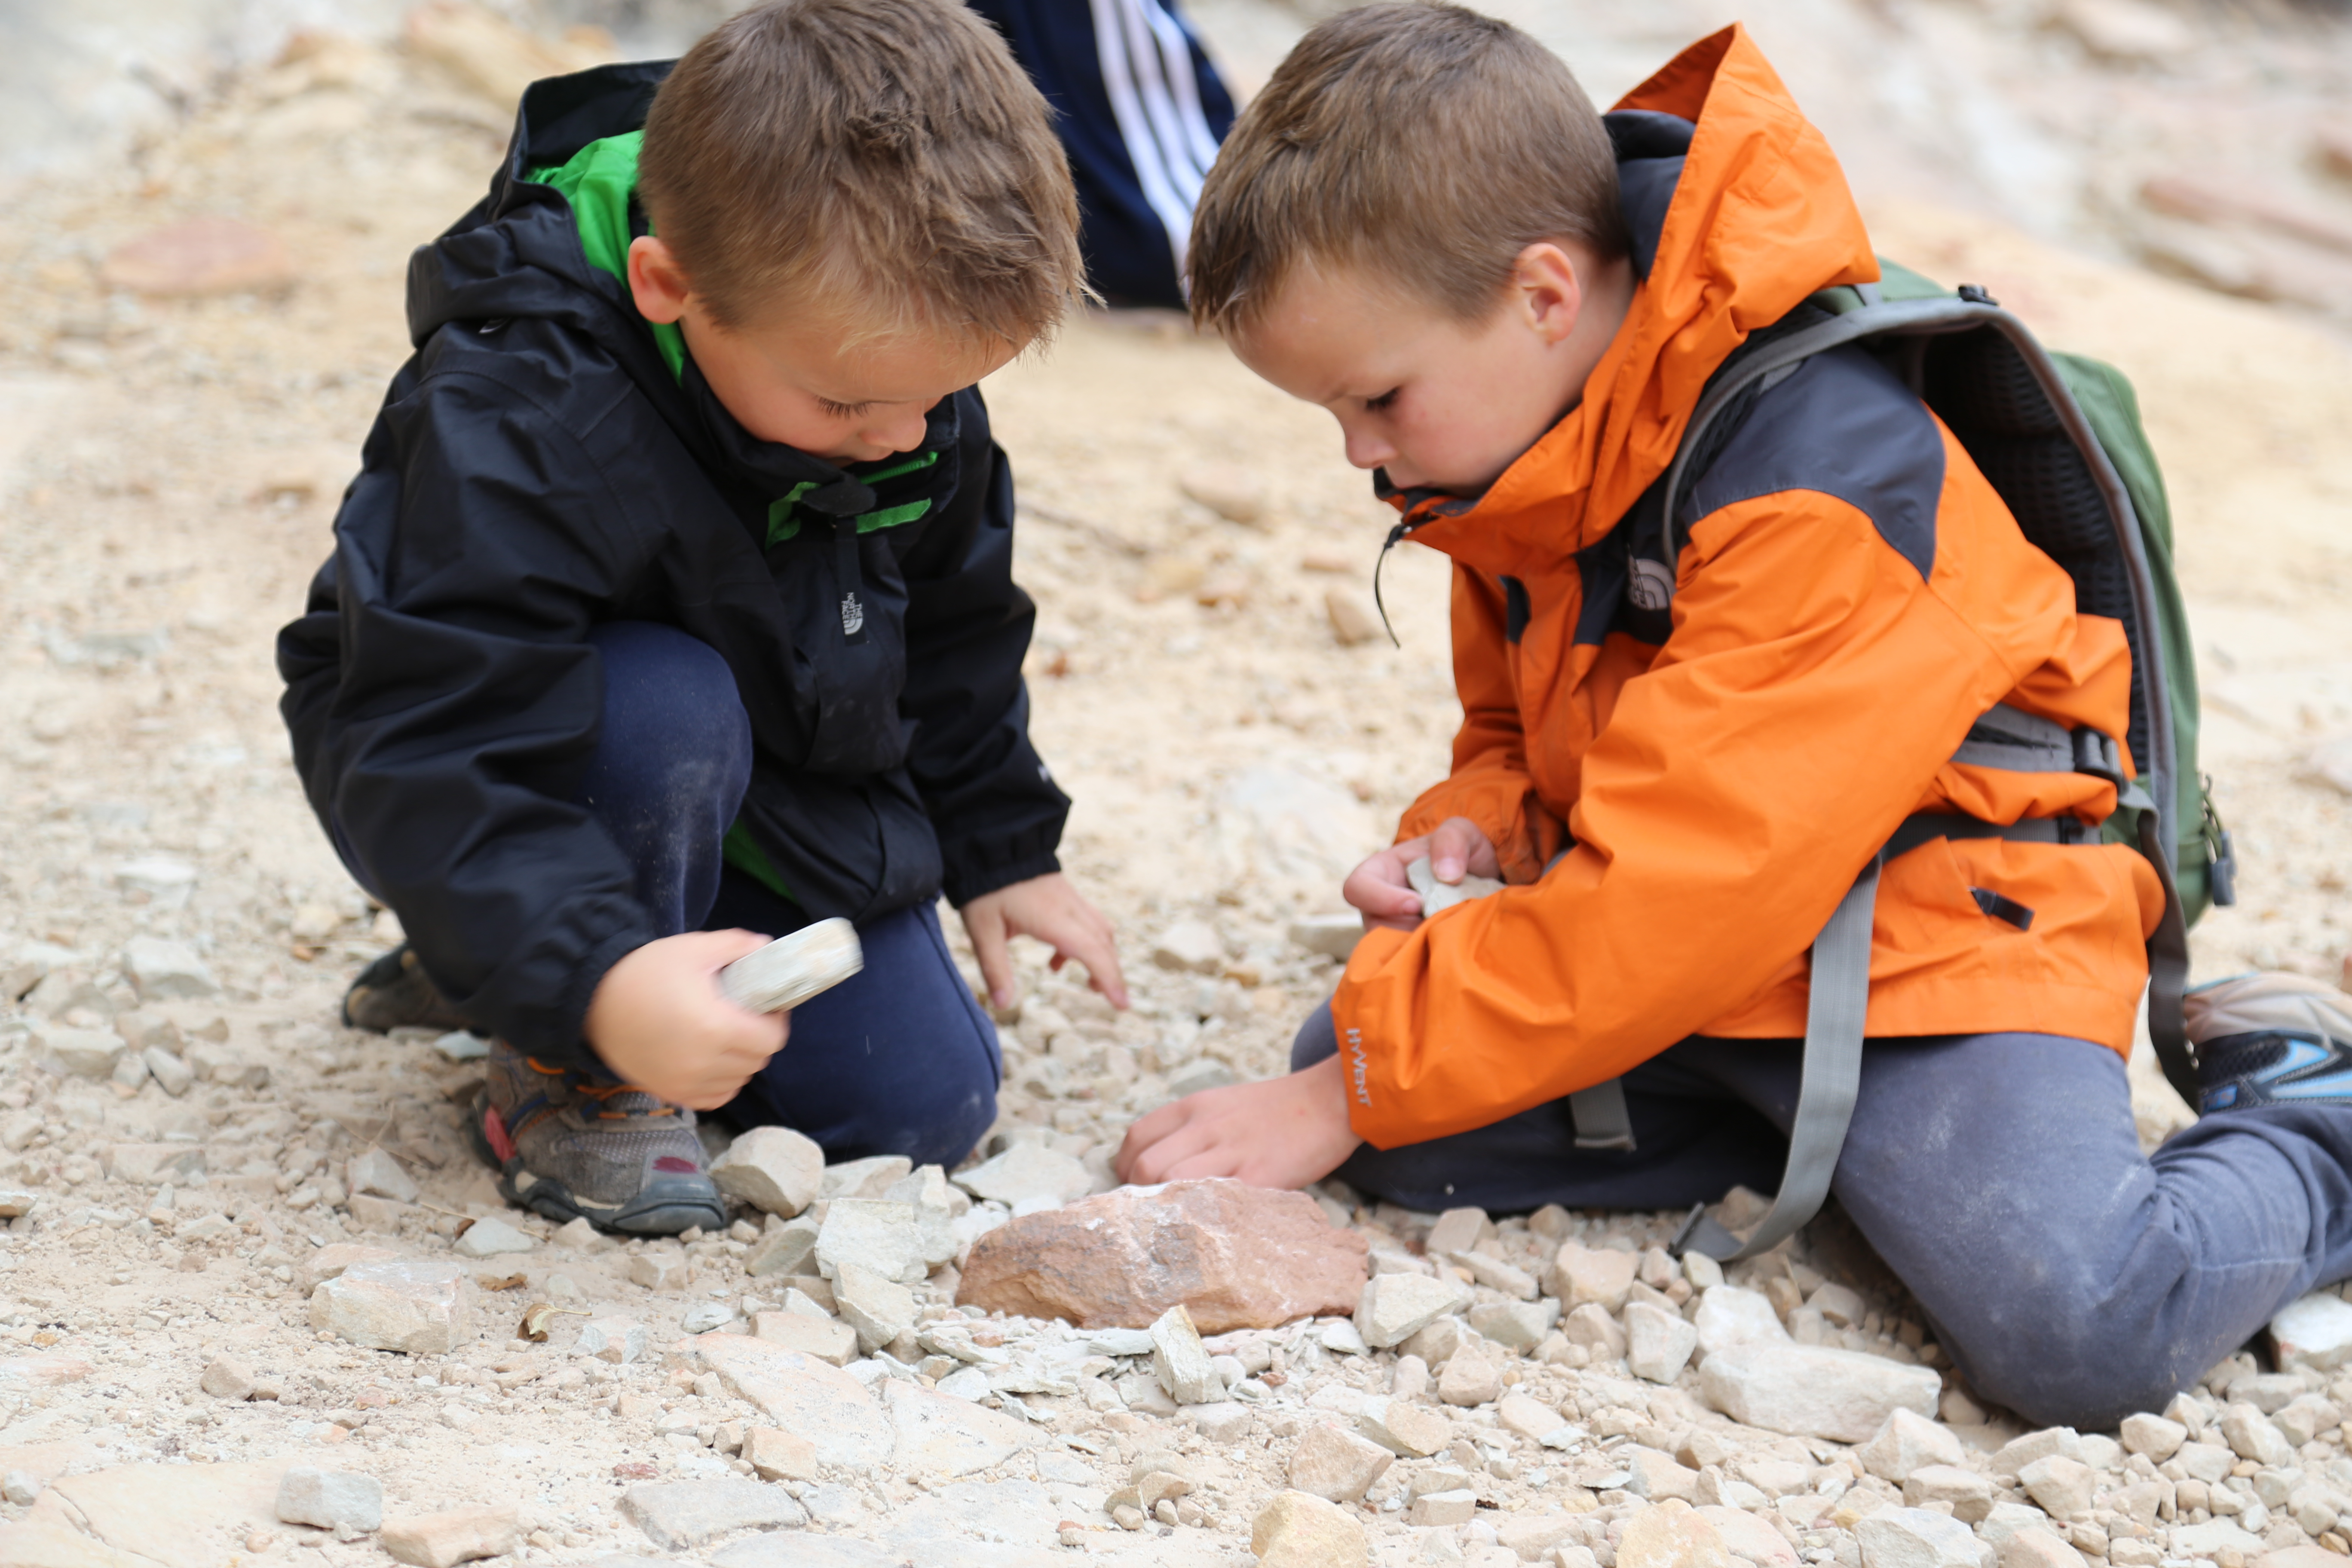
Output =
[{"x1": 278, "y1": 0, "x2": 1125, "y2": 1236}]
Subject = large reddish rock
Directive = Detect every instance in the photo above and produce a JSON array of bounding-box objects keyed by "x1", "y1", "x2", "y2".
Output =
[
  {"x1": 100, "y1": 217, "x2": 294, "y2": 297},
  {"x1": 955, "y1": 1178, "x2": 1367, "y2": 1332}
]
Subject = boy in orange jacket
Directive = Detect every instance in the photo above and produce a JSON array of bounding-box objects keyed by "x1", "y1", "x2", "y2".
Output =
[{"x1": 1117, "y1": 2, "x2": 2352, "y2": 1428}]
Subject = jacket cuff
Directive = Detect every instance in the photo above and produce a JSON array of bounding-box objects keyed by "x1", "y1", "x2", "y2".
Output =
[{"x1": 944, "y1": 846, "x2": 1062, "y2": 908}]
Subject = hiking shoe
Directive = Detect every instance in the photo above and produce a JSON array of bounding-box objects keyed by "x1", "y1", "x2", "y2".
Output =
[
  {"x1": 343, "y1": 944, "x2": 472, "y2": 1035},
  {"x1": 468, "y1": 1039, "x2": 725, "y2": 1236},
  {"x1": 2187, "y1": 972, "x2": 2352, "y2": 1114}
]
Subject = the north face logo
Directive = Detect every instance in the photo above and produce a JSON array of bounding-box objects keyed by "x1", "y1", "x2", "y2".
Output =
[{"x1": 840, "y1": 593, "x2": 865, "y2": 637}]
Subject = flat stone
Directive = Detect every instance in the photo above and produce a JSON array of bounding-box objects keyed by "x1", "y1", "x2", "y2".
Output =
[
  {"x1": 578, "y1": 1315, "x2": 648, "y2": 1364},
  {"x1": 2271, "y1": 1292, "x2": 2352, "y2": 1373},
  {"x1": 718, "y1": 920, "x2": 863, "y2": 1015},
  {"x1": 30, "y1": 1458, "x2": 293, "y2": 1567},
  {"x1": 1355, "y1": 1394, "x2": 1453, "y2": 1457},
  {"x1": 100, "y1": 216, "x2": 294, "y2": 296},
  {"x1": 1458, "y1": 1250, "x2": 1539, "y2": 1301},
  {"x1": 1150, "y1": 920, "x2": 1226, "y2": 974},
  {"x1": 1694, "y1": 1286, "x2": 1791, "y2": 1356},
  {"x1": 1496, "y1": 1391, "x2": 1571, "y2": 1443},
  {"x1": 1150, "y1": 1302, "x2": 1221, "y2": 1405},
  {"x1": 1407, "y1": 1488, "x2": 1479, "y2": 1527},
  {"x1": 1700, "y1": 1506, "x2": 1800, "y2": 1568},
  {"x1": 453, "y1": 1216, "x2": 535, "y2": 1258},
  {"x1": 834, "y1": 1262, "x2": 917, "y2": 1355},
  {"x1": 100, "y1": 1143, "x2": 204, "y2": 1186},
  {"x1": 1356, "y1": 1270, "x2": 1471, "y2": 1350},
  {"x1": 199, "y1": 1355, "x2": 255, "y2": 1401},
  {"x1": 2169, "y1": 1519, "x2": 2264, "y2": 1559},
  {"x1": 882, "y1": 1378, "x2": 1035, "y2": 1476},
  {"x1": 1627, "y1": 1301, "x2": 1700, "y2": 1383},
  {"x1": 627, "y1": 1249, "x2": 686, "y2": 1289},
  {"x1": 957, "y1": 1178, "x2": 1368, "y2": 1332},
  {"x1": 1860, "y1": 1408, "x2": 1968, "y2": 1482},
  {"x1": 381, "y1": 1504, "x2": 522, "y2": 1568},
  {"x1": 1250, "y1": 1489, "x2": 1368, "y2": 1568},
  {"x1": 1989, "y1": 1428, "x2": 2082, "y2": 1479},
  {"x1": 819, "y1": 1155, "x2": 912, "y2": 1202},
  {"x1": 742, "y1": 1426, "x2": 821, "y2": 1482},
  {"x1": 307, "y1": 1259, "x2": 471, "y2": 1355},
  {"x1": 1470, "y1": 1297, "x2": 1560, "y2": 1353},
  {"x1": 2018, "y1": 1455, "x2": 2098, "y2": 1519},
  {"x1": 1617, "y1": 1502, "x2": 1732, "y2": 1568},
  {"x1": 1287, "y1": 1422, "x2": 1393, "y2": 1502},
  {"x1": 1998, "y1": 1525, "x2": 2086, "y2": 1568},
  {"x1": 696, "y1": 1334, "x2": 894, "y2": 1471},
  {"x1": 619, "y1": 1479, "x2": 807, "y2": 1550},
  {"x1": 750, "y1": 1312, "x2": 856, "y2": 1366},
  {"x1": 1288, "y1": 916, "x2": 1363, "y2": 961},
  {"x1": 710, "y1": 1126, "x2": 824, "y2": 1218},
  {"x1": 347, "y1": 1149, "x2": 420, "y2": 1204},
  {"x1": 1406, "y1": 856, "x2": 1507, "y2": 914},
  {"x1": 680, "y1": 1302, "x2": 732, "y2": 1334},
  {"x1": 0, "y1": 1522, "x2": 150, "y2": 1568},
  {"x1": 1499, "y1": 1515, "x2": 1586, "y2": 1562},
  {"x1": 745, "y1": 1216, "x2": 820, "y2": 1279},
  {"x1": 950, "y1": 1142, "x2": 1095, "y2": 1210},
  {"x1": 815, "y1": 1199, "x2": 925, "y2": 1285},
  {"x1": 2170, "y1": 1439, "x2": 2235, "y2": 1484},
  {"x1": 1699, "y1": 1342, "x2": 1941, "y2": 1442},
  {"x1": 118, "y1": 936, "x2": 215, "y2": 1000},
  {"x1": 275, "y1": 1467, "x2": 382, "y2": 1533},
  {"x1": 1625, "y1": 1446, "x2": 1702, "y2": 1502},
  {"x1": 1904, "y1": 1466, "x2": 1995, "y2": 1518},
  {"x1": 1438, "y1": 1340, "x2": 1501, "y2": 1406},
  {"x1": 2225, "y1": 1372, "x2": 2305, "y2": 1414},
  {"x1": 1425, "y1": 1207, "x2": 1493, "y2": 1256},
  {"x1": 1546, "y1": 1242, "x2": 1638, "y2": 1311},
  {"x1": 1856, "y1": 1507, "x2": 1990, "y2": 1568},
  {"x1": 34, "y1": 1028, "x2": 122, "y2": 1081},
  {"x1": 709, "y1": 1536, "x2": 904, "y2": 1568}
]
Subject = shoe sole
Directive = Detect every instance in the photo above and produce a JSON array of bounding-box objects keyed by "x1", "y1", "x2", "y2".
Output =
[{"x1": 465, "y1": 1092, "x2": 725, "y2": 1237}]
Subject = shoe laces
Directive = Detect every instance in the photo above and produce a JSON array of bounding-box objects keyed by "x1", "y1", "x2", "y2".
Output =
[{"x1": 524, "y1": 1057, "x2": 683, "y2": 1122}]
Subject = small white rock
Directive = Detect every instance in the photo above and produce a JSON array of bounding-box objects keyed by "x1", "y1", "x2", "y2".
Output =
[
  {"x1": 1354, "y1": 1271, "x2": 1471, "y2": 1350},
  {"x1": 1626, "y1": 1300, "x2": 1700, "y2": 1383},
  {"x1": 709, "y1": 1125, "x2": 824, "y2": 1218},
  {"x1": 453, "y1": 1216, "x2": 536, "y2": 1258},
  {"x1": 1151, "y1": 1304, "x2": 1221, "y2": 1405},
  {"x1": 1856, "y1": 1506, "x2": 1991, "y2": 1568}
]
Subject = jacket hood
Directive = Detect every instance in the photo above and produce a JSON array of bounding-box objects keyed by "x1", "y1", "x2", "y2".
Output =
[{"x1": 1394, "y1": 26, "x2": 1878, "y2": 577}]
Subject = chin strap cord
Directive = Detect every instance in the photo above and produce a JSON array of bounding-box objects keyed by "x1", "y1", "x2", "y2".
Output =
[{"x1": 1370, "y1": 518, "x2": 1419, "y2": 649}]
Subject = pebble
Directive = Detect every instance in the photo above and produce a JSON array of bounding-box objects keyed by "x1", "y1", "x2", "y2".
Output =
[
  {"x1": 1903, "y1": 1464, "x2": 1996, "y2": 1518},
  {"x1": 1562, "y1": 1301, "x2": 1627, "y2": 1357},
  {"x1": 141, "y1": 1044, "x2": 194, "y2": 1096},
  {"x1": 2218, "y1": 1403, "x2": 2297, "y2": 1467},
  {"x1": 834, "y1": 1262, "x2": 918, "y2": 1355},
  {"x1": 1356, "y1": 1394, "x2": 1453, "y2": 1457},
  {"x1": 1251, "y1": 1489, "x2": 1369, "y2": 1568},
  {"x1": 2018, "y1": 1454, "x2": 2098, "y2": 1519},
  {"x1": 1408, "y1": 1487, "x2": 1478, "y2": 1526},
  {"x1": 1626, "y1": 1300, "x2": 1700, "y2": 1382},
  {"x1": 750, "y1": 1309, "x2": 856, "y2": 1365},
  {"x1": 275, "y1": 1467, "x2": 383, "y2": 1534},
  {"x1": 1995, "y1": 1524, "x2": 2084, "y2": 1568},
  {"x1": 745, "y1": 1215, "x2": 820, "y2": 1278},
  {"x1": 1546, "y1": 1242, "x2": 1638, "y2": 1311},
  {"x1": 1287, "y1": 1421, "x2": 1394, "y2": 1502},
  {"x1": 99, "y1": 215, "x2": 295, "y2": 296},
  {"x1": 1179, "y1": 466, "x2": 1264, "y2": 524},
  {"x1": 1149, "y1": 919, "x2": 1226, "y2": 974},
  {"x1": 627, "y1": 1249, "x2": 686, "y2": 1289},
  {"x1": 815, "y1": 1200, "x2": 926, "y2": 1285},
  {"x1": 199, "y1": 1354, "x2": 256, "y2": 1400},
  {"x1": 951, "y1": 1142, "x2": 1094, "y2": 1210},
  {"x1": 1990, "y1": 1428, "x2": 2081, "y2": 1479},
  {"x1": 1856, "y1": 1506, "x2": 1991, "y2": 1568},
  {"x1": 883, "y1": 1164, "x2": 968, "y2": 1269},
  {"x1": 348, "y1": 1148, "x2": 421, "y2": 1204},
  {"x1": 0, "y1": 1470, "x2": 37, "y2": 1506},
  {"x1": 1151, "y1": 1303, "x2": 1221, "y2": 1405},
  {"x1": 1325, "y1": 586, "x2": 1384, "y2": 646},
  {"x1": 380, "y1": 1504, "x2": 522, "y2": 1568},
  {"x1": 1617, "y1": 1501, "x2": 1732, "y2": 1568},
  {"x1": 742, "y1": 1426, "x2": 820, "y2": 1482},
  {"x1": 709, "y1": 1126, "x2": 824, "y2": 1218},
  {"x1": 1698, "y1": 1341, "x2": 1941, "y2": 1442},
  {"x1": 307, "y1": 1258, "x2": 471, "y2": 1354},
  {"x1": 619, "y1": 1478, "x2": 808, "y2": 1550},
  {"x1": 1355, "y1": 1271, "x2": 1472, "y2": 1349},
  {"x1": 453, "y1": 1216, "x2": 535, "y2": 1258},
  {"x1": 118, "y1": 935, "x2": 215, "y2": 998},
  {"x1": 1625, "y1": 1447, "x2": 1701, "y2": 1502},
  {"x1": 2270, "y1": 1291, "x2": 2352, "y2": 1372},
  {"x1": 578, "y1": 1315, "x2": 648, "y2": 1364},
  {"x1": 1859, "y1": 1407, "x2": 1969, "y2": 1482},
  {"x1": 1287, "y1": 914, "x2": 1363, "y2": 960},
  {"x1": 956, "y1": 1178, "x2": 1368, "y2": 1332},
  {"x1": 34, "y1": 1025, "x2": 124, "y2": 1080},
  {"x1": 1437, "y1": 1340, "x2": 1501, "y2": 1406},
  {"x1": 1693, "y1": 1285, "x2": 1790, "y2": 1354},
  {"x1": 101, "y1": 1142, "x2": 204, "y2": 1185},
  {"x1": 1496, "y1": 1391, "x2": 1571, "y2": 1444},
  {"x1": 679, "y1": 1302, "x2": 733, "y2": 1334},
  {"x1": 820, "y1": 1155, "x2": 913, "y2": 1201}
]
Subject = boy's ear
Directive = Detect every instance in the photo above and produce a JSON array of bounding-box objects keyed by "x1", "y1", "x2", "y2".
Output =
[
  {"x1": 1513, "y1": 242, "x2": 1586, "y2": 346},
  {"x1": 628, "y1": 236, "x2": 693, "y2": 325}
]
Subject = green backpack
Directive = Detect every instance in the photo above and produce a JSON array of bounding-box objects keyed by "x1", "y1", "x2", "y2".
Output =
[{"x1": 1632, "y1": 261, "x2": 2237, "y2": 1261}]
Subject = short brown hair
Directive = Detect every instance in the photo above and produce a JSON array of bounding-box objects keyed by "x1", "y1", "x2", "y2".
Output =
[
  {"x1": 1187, "y1": 2, "x2": 1628, "y2": 332},
  {"x1": 638, "y1": 0, "x2": 1086, "y2": 345}
]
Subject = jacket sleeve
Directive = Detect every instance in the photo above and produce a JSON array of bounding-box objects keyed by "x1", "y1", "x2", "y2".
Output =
[
  {"x1": 278, "y1": 365, "x2": 658, "y2": 1070},
  {"x1": 1394, "y1": 564, "x2": 1567, "y2": 884},
  {"x1": 1331, "y1": 485, "x2": 2032, "y2": 1149},
  {"x1": 895, "y1": 389, "x2": 1070, "y2": 906}
]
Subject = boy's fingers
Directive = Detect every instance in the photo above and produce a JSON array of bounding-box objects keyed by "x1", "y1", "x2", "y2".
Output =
[{"x1": 965, "y1": 906, "x2": 1015, "y2": 1009}]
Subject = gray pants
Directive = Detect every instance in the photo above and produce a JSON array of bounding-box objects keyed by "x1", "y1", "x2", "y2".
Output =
[{"x1": 1293, "y1": 1008, "x2": 2352, "y2": 1429}]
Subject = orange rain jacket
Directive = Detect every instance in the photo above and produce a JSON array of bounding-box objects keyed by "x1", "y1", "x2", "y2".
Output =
[{"x1": 1329, "y1": 26, "x2": 2167, "y2": 1152}]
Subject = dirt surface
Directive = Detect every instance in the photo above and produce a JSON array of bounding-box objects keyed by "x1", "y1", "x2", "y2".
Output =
[{"x1": 3, "y1": 8, "x2": 2352, "y2": 1568}]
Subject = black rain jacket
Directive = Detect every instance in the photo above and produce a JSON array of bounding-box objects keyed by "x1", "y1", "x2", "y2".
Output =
[{"x1": 277, "y1": 63, "x2": 1068, "y2": 1070}]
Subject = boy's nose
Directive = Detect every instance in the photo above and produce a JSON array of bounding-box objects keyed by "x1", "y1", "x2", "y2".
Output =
[
  {"x1": 1343, "y1": 425, "x2": 1397, "y2": 470},
  {"x1": 870, "y1": 405, "x2": 931, "y2": 454}
]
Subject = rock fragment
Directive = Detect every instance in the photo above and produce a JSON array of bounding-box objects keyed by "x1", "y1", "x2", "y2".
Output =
[
  {"x1": 1859, "y1": 1408, "x2": 1968, "y2": 1482},
  {"x1": 102, "y1": 1143, "x2": 204, "y2": 1185},
  {"x1": 143, "y1": 1045, "x2": 194, "y2": 1096},
  {"x1": 1324, "y1": 587, "x2": 1384, "y2": 647},
  {"x1": 1355, "y1": 1394, "x2": 1452, "y2": 1458},
  {"x1": 709, "y1": 1126, "x2": 824, "y2": 1217},
  {"x1": 1151, "y1": 1304, "x2": 1220, "y2": 1405},
  {"x1": 745, "y1": 1215, "x2": 820, "y2": 1278},
  {"x1": 1150, "y1": 920, "x2": 1225, "y2": 974},
  {"x1": 1699, "y1": 1342, "x2": 1940, "y2": 1442},
  {"x1": 1856, "y1": 1507, "x2": 1991, "y2": 1568},
  {"x1": 696, "y1": 1333, "x2": 895, "y2": 1470},
  {"x1": 1627, "y1": 1300, "x2": 1700, "y2": 1382},
  {"x1": 815, "y1": 1199, "x2": 925, "y2": 1284},
  {"x1": 834, "y1": 1262, "x2": 918, "y2": 1356},
  {"x1": 619, "y1": 1479, "x2": 807, "y2": 1550},
  {"x1": 1289, "y1": 915, "x2": 1363, "y2": 960},
  {"x1": 1470, "y1": 1297, "x2": 1559, "y2": 1352},
  {"x1": 951, "y1": 1142, "x2": 1093, "y2": 1210},
  {"x1": 956, "y1": 1179, "x2": 1367, "y2": 1331},
  {"x1": 821, "y1": 1155, "x2": 913, "y2": 1201},
  {"x1": 1355, "y1": 1271, "x2": 1470, "y2": 1349},
  {"x1": 1617, "y1": 1501, "x2": 1732, "y2": 1568},
  {"x1": 2118, "y1": 1412, "x2": 2187, "y2": 1461},
  {"x1": 750, "y1": 1311, "x2": 856, "y2": 1366},
  {"x1": 2017, "y1": 1455, "x2": 2097, "y2": 1519},
  {"x1": 119, "y1": 936, "x2": 216, "y2": 999},
  {"x1": 1437, "y1": 1339, "x2": 1501, "y2": 1406},
  {"x1": 453, "y1": 1216, "x2": 535, "y2": 1258},
  {"x1": 200, "y1": 1355, "x2": 256, "y2": 1400},
  {"x1": 1624, "y1": 1447, "x2": 1701, "y2": 1502},
  {"x1": 1496, "y1": 1391, "x2": 1571, "y2": 1444},
  {"x1": 35, "y1": 1026, "x2": 123, "y2": 1080},
  {"x1": 578, "y1": 1316, "x2": 648, "y2": 1364},
  {"x1": 100, "y1": 216, "x2": 295, "y2": 297},
  {"x1": 1903, "y1": 1465, "x2": 1995, "y2": 1520},
  {"x1": 380, "y1": 1505, "x2": 522, "y2": 1568},
  {"x1": 1693, "y1": 1285, "x2": 1790, "y2": 1355},
  {"x1": 308, "y1": 1259, "x2": 471, "y2": 1354},
  {"x1": 1250, "y1": 1490, "x2": 1367, "y2": 1568},
  {"x1": 743, "y1": 1426, "x2": 820, "y2": 1482},
  {"x1": 2217, "y1": 1402, "x2": 2296, "y2": 1467},
  {"x1": 1989, "y1": 1428, "x2": 2081, "y2": 1479},
  {"x1": 1287, "y1": 1422, "x2": 1393, "y2": 1503},
  {"x1": 276, "y1": 1468, "x2": 383, "y2": 1534},
  {"x1": 348, "y1": 1149, "x2": 420, "y2": 1204},
  {"x1": 2271, "y1": 1291, "x2": 2352, "y2": 1372},
  {"x1": 1997, "y1": 1525, "x2": 2086, "y2": 1568},
  {"x1": 1547, "y1": 1242, "x2": 1638, "y2": 1311}
]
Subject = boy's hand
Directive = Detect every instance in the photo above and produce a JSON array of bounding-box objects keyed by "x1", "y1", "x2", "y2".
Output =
[
  {"x1": 585, "y1": 930, "x2": 788, "y2": 1110},
  {"x1": 960, "y1": 872, "x2": 1129, "y2": 1012},
  {"x1": 1115, "y1": 1054, "x2": 1363, "y2": 1188},
  {"x1": 1342, "y1": 815, "x2": 1501, "y2": 931}
]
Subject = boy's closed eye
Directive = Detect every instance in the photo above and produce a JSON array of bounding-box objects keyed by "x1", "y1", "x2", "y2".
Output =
[
  {"x1": 1363, "y1": 387, "x2": 1401, "y2": 413},
  {"x1": 817, "y1": 396, "x2": 874, "y2": 419}
]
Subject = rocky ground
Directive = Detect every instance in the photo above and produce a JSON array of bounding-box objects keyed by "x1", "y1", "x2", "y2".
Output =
[{"x1": 5, "y1": 5, "x2": 2352, "y2": 1568}]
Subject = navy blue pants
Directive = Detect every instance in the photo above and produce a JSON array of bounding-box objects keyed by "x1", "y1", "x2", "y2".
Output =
[
  {"x1": 1294, "y1": 1004, "x2": 2352, "y2": 1430},
  {"x1": 578, "y1": 623, "x2": 999, "y2": 1168}
]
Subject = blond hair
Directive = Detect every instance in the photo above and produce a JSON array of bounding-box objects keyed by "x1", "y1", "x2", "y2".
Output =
[
  {"x1": 1187, "y1": 1, "x2": 1627, "y2": 332},
  {"x1": 637, "y1": 0, "x2": 1087, "y2": 345}
]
